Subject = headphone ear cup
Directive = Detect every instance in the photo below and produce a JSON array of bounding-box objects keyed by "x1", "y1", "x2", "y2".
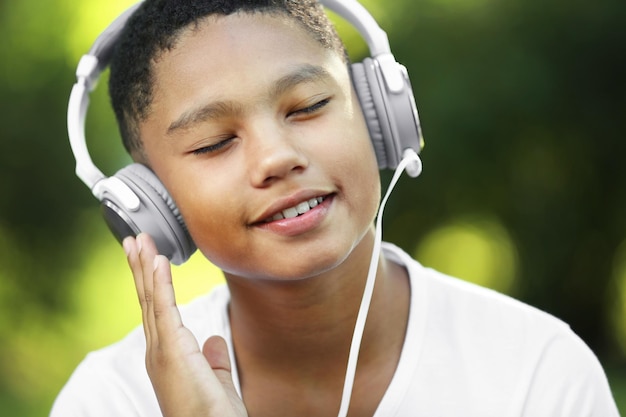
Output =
[
  {"x1": 100, "y1": 163, "x2": 196, "y2": 265},
  {"x1": 351, "y1": 57, "x2": 423, "y2": 170},
  {"x1": 351, "y1": 61, "x2": 388, "y2": 169}
]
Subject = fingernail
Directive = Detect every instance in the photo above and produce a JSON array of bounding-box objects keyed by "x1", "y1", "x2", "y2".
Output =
[
  {"x1": 153, "y1": 255, "x2": 161, "y2": 272},
  {"x1": 136, "y1": 234, "x2": 143, "y2": 254},
  {"x1": 122, "y1": 237, "x2": 132, "y2": 256}
]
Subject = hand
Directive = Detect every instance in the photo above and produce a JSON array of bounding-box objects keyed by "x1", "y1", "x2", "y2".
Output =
[{"x1": 123, "y1": 233, "x2": 248, "y2": 417}]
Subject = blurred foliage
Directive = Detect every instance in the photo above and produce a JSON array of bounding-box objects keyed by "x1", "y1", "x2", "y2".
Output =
[
  {"x1": 0, "y1": 0, "x2": 625, "y2": 414},
  {"x1": 383, "y1": 0, "x2": 626, "y2": 360}
]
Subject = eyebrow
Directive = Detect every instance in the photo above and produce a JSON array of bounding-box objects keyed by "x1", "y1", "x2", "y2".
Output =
[{"x1": 166, "y1": 64, "x2": 332, "y2": 135}]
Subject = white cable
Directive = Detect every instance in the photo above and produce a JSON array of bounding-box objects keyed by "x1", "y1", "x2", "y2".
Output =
[{"x1": 336, "y1": 149, "x2": 422, "y2": 417}]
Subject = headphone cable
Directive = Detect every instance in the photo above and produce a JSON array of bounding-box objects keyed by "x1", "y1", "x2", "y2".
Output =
[{"x1": 337, "y1": 149, "x2": 422, "y2": 417}]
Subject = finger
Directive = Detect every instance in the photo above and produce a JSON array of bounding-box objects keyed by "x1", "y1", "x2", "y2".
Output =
[
  {"x1": 137, "y1": 233, "x2": 161, "y2": 345},
  {"x1": 123, "y1": 236, "x2": 143, "y2": 303},
  {"x1": 202, "y1": 336, "x2": 241, "y2": 406},
  {"x1": 152, "y1": 254, "x2": 186, "y2": 339},
  {"x1": 124, "y1": 236, "x2": 152, "y2": 344},
  {"x1": 203, "y1": 336, "x2": 232, "y2": 373}
]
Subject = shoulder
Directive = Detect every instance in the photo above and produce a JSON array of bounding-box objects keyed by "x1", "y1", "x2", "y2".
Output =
[
  {"x1": 384, "y1": 241, "x2": 572, "y2": 338},
  {"x1": 383, "y1": 241, "x2": 568, "y2": 336},
  {"x1": 49, "y1": 324, "x2": 154, "y2": 417},
  {"x1": 50, "y1": 284, "x2": 231, "y2": 417},
  {"x1": 382, "y1": 242, "x2": 619, "y2": 416}
]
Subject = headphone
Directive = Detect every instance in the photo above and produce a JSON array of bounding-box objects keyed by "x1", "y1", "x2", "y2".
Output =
[{"x1": 67, "y1": 0, "x2": 424, "y2": 265}]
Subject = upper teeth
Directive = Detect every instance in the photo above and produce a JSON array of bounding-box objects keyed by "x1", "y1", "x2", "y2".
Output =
[{"x1": 271, "y1": 197, "x2": 324, "y2": 221}]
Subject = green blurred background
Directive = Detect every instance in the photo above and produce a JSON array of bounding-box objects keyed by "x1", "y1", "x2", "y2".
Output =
[{"x1": 1, "y1": 0, "x2": 625, "y2": 414}]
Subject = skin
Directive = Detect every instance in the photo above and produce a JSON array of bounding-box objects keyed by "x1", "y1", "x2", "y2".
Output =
[{"x1": 123, "y1": 12, "x2": 410, "y2": 417}]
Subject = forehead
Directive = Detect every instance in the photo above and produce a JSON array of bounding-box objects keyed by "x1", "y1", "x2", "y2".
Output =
[{"x1": 146, "y1": 12, "x2": 348, "y2": 126}]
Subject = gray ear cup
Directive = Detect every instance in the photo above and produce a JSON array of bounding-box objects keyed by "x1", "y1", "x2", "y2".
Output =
[
  {"x1": 351, "y1": 61, "x2": 388, "y2": 169},
  {"x1": 100, "y1": 163, "x2": 196, "y2": 265},
  {"x1": 351, "y1": 57, "x2": 423, "y2": 170}
]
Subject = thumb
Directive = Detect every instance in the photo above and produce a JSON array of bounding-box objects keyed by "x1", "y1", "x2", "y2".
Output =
[{"x1": 203, "y1": 336, "x2": 244, "y2": 411}]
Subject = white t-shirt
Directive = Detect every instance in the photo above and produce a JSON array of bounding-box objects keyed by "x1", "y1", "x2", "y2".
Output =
[{"x1": 50, "y1": 243, "x2": 619, "y2": 416}]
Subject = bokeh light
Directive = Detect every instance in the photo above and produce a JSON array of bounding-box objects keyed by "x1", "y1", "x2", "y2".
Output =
[{"x1": 414, "y1": 216, "x2": 518, "y2": 294}]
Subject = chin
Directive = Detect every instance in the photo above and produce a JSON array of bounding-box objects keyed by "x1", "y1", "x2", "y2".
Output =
[{"x1": 215, "y1": 238, "x2": 359, "y2": 282}]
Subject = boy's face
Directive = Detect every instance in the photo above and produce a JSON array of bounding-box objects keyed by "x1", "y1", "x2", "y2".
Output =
[{"x1": 139, "y1": 12, "x2": 380, "y2": 281}]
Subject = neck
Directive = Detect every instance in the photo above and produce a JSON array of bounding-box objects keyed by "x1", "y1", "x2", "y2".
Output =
[{"x1": 224, "y1": 230, "x2": 410, "y2": 384}]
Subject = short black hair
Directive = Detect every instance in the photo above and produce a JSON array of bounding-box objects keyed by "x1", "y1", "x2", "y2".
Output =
[{"x1": 108, "y1": 0, "x2": 347, "y2": 158}]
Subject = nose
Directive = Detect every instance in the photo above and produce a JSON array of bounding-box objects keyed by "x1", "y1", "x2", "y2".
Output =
[{"x1": 245, "y1": 122, "x2": 309, "y2": 187}]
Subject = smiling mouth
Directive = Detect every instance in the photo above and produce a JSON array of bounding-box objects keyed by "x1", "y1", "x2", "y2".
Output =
[{"x1": 262, "y1": 196, "x2": 327, "y2": 223}]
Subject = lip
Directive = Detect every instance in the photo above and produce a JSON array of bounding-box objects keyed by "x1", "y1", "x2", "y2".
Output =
[
  {"x1": 252, "y1": 191, "x2": 335, "y2": 237},
  {"x1": 253, "y1": 190, "x2": 332, "y2": 224}
]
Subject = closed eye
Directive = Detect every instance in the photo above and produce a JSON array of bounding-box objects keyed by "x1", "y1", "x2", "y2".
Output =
[
  {"x1": 192, "y1": 136, "x2": 235, "y2": 155},
  {"x1": 288, "y1": 97, "x2": 331, "y2": 118}
]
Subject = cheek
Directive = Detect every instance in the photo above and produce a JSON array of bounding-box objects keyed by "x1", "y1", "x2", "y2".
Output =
[
  {"x1": 329, "y1": 106, "x2": 380, "y2": 188},
  {"x1": 322, "y1": 113, "x2": 381, "y2": 223},
  {"x1": 186, "y1": 214, "x2": 237, "y2": 262},
  {"x1": 337, "y1": 93, "x2": 379, "y2": 173},
  {"x1": 349, "y1": 130, "x2": 381, "y2": 219},
  {"x1": 174, "y1": 186, "x2": 249, "y2": 268},
  {"x1": 173, "y1": 179, "x2": 232, "y2": 232},
  {"x1": 156, "y1": 167, "x2": 235, "y2": 240}
]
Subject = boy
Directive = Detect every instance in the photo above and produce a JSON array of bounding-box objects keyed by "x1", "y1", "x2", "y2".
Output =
[{"x1": 52, "y1": 0, "x2": 619, "y2": 416}]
